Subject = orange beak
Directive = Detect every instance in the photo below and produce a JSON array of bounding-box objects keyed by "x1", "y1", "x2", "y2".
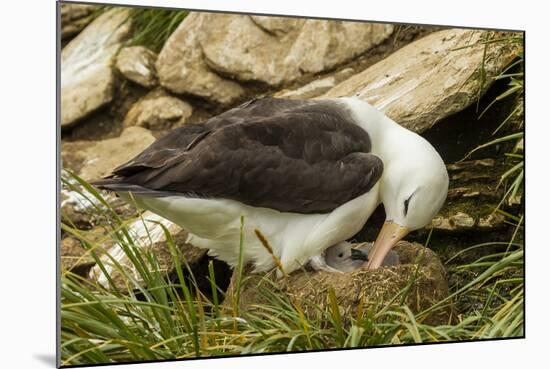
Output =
[{"x1": 365, "y1": 220, "x2": 409, "y2": 270}]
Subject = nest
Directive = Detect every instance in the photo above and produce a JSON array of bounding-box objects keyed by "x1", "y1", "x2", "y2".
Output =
[{"x1": 227, "y1": 241, "x2": 451, "y2": 325}]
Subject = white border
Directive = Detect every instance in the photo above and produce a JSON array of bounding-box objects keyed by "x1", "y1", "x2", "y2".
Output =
[{"x1": 1, "y1": 0, "x2": 547, "y2": 368}]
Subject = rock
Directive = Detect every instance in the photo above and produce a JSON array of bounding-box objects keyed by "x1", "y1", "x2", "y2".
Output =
[
  {"x1": 60, "y1": 3, "x2": 99, "y2": 41},
  {"x1": 447, "y1": 158, "x2": 495, "y2": 171},
  {"x1": 228, "y1": 241, "x2": 450, "y2": 325},
  {"x1": 123, "y1": 89, "x2": 193, "y2": 130},
  {"x1": 61, "y1": 8, "x2": 132, "y2": 128},
  {"x1": 249, "y1": 15, "x2": 302, "y2": 36},
  {"x1": 274, "y1": 68, "x2": 356, "y2": 99},
  {"x1": 61, "y1": 127, "x2": 155, "y2": 228},
  {"x1": 430, "y1": 212, "x2": 476, "y2": 231},
  {"x1": 199, "y1": 14, "x2": 296, "y2": 86},
  {"x1": 62, "y1": 126, "x2": 155, "y2": 182},
  {"x1": 478, "y1": 213, "x2": 506, "y2": 229},
  {"x1": 427, "y1": 159, "x2": 509, "y2": 233},
  {"x1": 201, "y1": 14, "x2": 393, "y2": 86},
  {"x1": 89, "y1": 212, "x2": 208, "y2": 291},
  {"x1": 156, "y1": 13, "x2": 393, "y2": 104},
  {"x1": 285, "y1": 20, "x2": 393, "y2": 76},
  {"x1": 156, "y1": 13, "x2": 246, "y2": 106},
  {"x1": 115, "y1": 46, "x2": 158, "y2": 88},
  {"x1": 322, "y1": 29, "x2": 519, "y2": 133}
]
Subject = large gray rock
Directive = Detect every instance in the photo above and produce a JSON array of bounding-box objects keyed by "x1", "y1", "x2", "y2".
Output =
[
  {"x1": 115, "y1": 46, "x2": 158, "y2": 88},
  {"x1": 156, "y1": 13, "x2": 393, "y2": 104},
  {"x1": 285, "y1": 19, "x2": 393, "y2": 76},
  {"x1": 427, "y1": 159, "x2": 508, "y2": 233},
  {"x1": 201, "y1": 14, "x2": 393, "y2": 86},
  {"x1": 61, "y1": 8, "x2": 131, "y2": 128},
  {"x1": 323, "y1": 29, "x2": 519, "y2": 133},
  {"x1": 156, "y1": 13, "x2": 246, "y2": 106},
  {"x1": 199, "y1": 14, "x2": 296, "y2": 86},
  {"x1": 123, "y1": 89, "x2": 193, "y2": 131}
]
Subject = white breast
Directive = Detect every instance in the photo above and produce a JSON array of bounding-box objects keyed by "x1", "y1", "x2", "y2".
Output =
[{"x1": 123, "y1": 183, "x2": 380, "y2": 274}]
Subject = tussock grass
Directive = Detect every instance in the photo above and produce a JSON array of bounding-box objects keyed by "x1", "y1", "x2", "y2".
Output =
[
  {"x1": 458, "y1": 33, "x2": 524, "y2": 209},
  {"x1": 60, "y1": 170, "x2": 524, "y2": 366},
  {"x1": 90, "y1": 6, "x2": 187, "y2": 52},
  {"x1": 125, "y1": 8, "x2": 188, "y2": 52}
]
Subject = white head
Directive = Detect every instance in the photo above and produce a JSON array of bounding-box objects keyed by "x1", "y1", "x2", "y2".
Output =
[
  {"x1": 380, "y1": 134, "x2": 449, "y2": 230},
  {"x1": 366, "y1": 126, "x2": 449, "y2": 269},
  {"x1": 339, "y1": 97, "x2": 449, "y2": 269}
]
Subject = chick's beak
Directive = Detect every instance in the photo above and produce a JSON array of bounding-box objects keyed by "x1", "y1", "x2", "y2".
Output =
[
  {"x1": 365, "y1": 220, "x2": 409, "y2": 270},
  {"x1": 350, "y1": 248, "x2": 369, "y2": 261}
]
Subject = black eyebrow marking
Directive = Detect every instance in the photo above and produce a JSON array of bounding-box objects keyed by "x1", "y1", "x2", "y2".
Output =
[
  {"x1": 404, "y1": 188, "x2": 421, "y2": 216},
  {"x1": 404, "y1": 192, "x2": 414, "y2": 216}
]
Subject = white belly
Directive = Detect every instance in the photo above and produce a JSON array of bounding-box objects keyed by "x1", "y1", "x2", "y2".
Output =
[{"x1": 122, "y1": 183, "x2": 380, "y2": 274}]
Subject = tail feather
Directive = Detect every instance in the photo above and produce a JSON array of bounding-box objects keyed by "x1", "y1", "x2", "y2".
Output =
[
  {"x1": 92, "y1": 177, "x2": 206, "y2": 199},
  {"x1": 92, "y1": 177, "x2": 162, "y2": 196}
]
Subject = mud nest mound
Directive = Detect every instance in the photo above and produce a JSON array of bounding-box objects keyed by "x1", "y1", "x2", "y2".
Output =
[{"x1": 228, "y1": 241, "x2": 451, "y2": 325}]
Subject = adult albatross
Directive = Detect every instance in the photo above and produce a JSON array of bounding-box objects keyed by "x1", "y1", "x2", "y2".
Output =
[{"x1": 93, "y1": 97, "x2": 449, "y2": 276}]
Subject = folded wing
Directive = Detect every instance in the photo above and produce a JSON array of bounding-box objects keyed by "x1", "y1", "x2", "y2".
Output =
[{"x1": 94, "y1": 98, "x2": 383, "y2": 214}]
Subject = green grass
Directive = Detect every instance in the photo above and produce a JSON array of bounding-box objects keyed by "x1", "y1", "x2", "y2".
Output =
[
  {"x1": 60, "y1": 170, "x2": 524, "y2": 366},
  {"x1": 458, "y1": 32, "x2": 524, "y2": 209},
  {"x1": 90, "y1": 6, "x2": 188, "y2": 52},
  {"x1": 124, "y1": 8, "x2": 188, "y2": 52}
]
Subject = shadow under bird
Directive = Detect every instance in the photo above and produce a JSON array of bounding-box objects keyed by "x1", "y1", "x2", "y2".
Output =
[{"x1": 93, "y1": 97, "x2": 448, "y2": 277}]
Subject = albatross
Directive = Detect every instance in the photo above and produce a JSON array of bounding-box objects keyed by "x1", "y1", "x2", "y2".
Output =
[{"x1": 93, "y1": 97, "x2": 449, "y2": 276}]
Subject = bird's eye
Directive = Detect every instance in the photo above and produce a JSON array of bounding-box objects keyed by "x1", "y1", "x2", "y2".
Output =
[
  {"x1": 338, "y1": 253, "x2": 344, "y2": 258},
  {"x1": 404, "y1": 193, "x2": 414, "y2": 216}
]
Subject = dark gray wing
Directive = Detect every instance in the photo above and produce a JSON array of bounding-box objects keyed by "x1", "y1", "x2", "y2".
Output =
[
  {"x1": 94, "y1": 98, "x2": 383, "y2": 214},
  {"x1": 108, "y1": 97, "x2": 315, "y2": 176}
]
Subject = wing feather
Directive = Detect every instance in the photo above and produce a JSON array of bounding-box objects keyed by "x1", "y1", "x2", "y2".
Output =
[{"x1": 94, "y1": 98, "x2": 383, "y2": 214}]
